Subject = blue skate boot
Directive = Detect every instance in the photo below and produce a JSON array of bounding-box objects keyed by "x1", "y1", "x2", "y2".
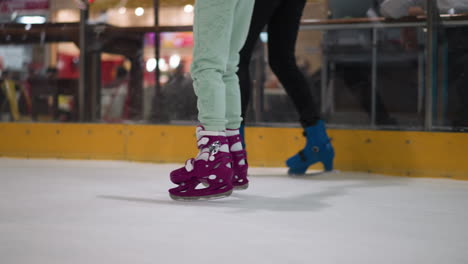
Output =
[
  {"x1": 286, "y1": 120, "x2": 335, "y2": 175},
  {"x1": 239, "y1": 123, "x2": 246, "y2": 149}
]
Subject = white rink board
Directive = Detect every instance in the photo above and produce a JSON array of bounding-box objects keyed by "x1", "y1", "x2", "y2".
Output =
[{"x1": 0, "y1": 158, "x2": 467, "y2": 264}]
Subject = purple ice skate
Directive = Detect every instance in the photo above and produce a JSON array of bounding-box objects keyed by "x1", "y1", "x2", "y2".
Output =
[
  {"x1": 227, "y1": 129, "x2": 249, "y2": 190},
  {"x1": 169, "y1": 126, "x2": 234, "y2": 200}
]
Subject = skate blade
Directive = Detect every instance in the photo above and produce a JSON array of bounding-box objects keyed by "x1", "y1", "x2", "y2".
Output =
[
  {"x1": 287, "y1": 171, "x2": 307, "y2": 176},
  {"x1": 233, "y1": 183, "x2": 249, "y2": 191},
  {"x1": 288, "y1": 169, "x2": 335, "y2": 177},
  {"x1": 170, "y1": 189, "x2": 233, "y2": 201},
  {"x1": 202, "y1": 182, "x2": 248, "y2": 191}
]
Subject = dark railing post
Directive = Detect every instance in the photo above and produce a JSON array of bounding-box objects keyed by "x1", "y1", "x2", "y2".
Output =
[
  {"x1": 371, "y1": 27, "x2": 378, "y2": 127},
  {"x1": 90, "y1": 52, "x2": 101, "y2": 121},
  {"x1": 153, "y1": 0, "x2": 162, "y2": 122},
  {"x1": 425, "y1": 0, "x2": 438, "y2": 131},
  {"x1": 78, "y1": 6, "x2": 89, "y2": 122},
  {"x1": 320, "y1": 34, "x2": 328, "y2": 118},
  {"x1": 253, "y1": 41, "x2": 266, "y2": 123}
]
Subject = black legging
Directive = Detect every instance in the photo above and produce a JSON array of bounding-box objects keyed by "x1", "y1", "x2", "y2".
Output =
[{"x1": 238, "y1": 0, "x2": 320, "y2": 128}]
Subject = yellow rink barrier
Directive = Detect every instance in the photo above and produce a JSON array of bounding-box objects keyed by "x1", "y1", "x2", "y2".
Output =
[{"x1": 0, "y1": 123, "x2": 467, "y2": 180}]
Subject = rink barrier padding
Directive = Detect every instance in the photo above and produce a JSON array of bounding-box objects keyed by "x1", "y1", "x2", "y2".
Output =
[{"x1": 0, "y1": 123, "x2": 467, "y2": 180}]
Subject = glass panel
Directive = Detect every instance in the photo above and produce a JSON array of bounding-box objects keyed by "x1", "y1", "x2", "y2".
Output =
[
  {"x1": 97, "y1": 31, "x2": 195, "y2": 124},
  {"x1": 0, "y1": 42, "x2": 81, "y2": 122},
  {"x1": 247, "y1": 0, "x2": 433, "y2": 130},
  {"x1": 0, "y1": 0, "x2": 81, "y2": 122},
  {"x1": 320, "y1": 27, "x2": 377, "y2": 127},
  {"x1": 435, "y1": 23, "x2": 468, "y2": 131},
  {"x1": 2, "y1": 0, "x2": 466, "y2": 132},
  {"x1": 96, "y1": 34, "x2": 147, "y2": 123},
  {"x1": 152, "y1": 32, "x2": 196, "y2": 124},
  {"x1": 0, "y1": 40, "x2": 81, "y2": 122},
  {"x1": 376, "y1": 26, "x2": 425, "y2": 128}
]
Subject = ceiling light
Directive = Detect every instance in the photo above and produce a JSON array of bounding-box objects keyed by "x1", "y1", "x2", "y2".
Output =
[
  {"x1": 17, "y1": 16, "x2": 46, "y2": 24},
  {"x1": 146, "y1": 58, "x2": 157, "y2": 72},
  {"x1": 169, "y1": 55, "x2": 181, "y2": 69},
  {"x1": 184, "y1": 4, "x2": 194, "y2": 13},
  {"x1": 135, "y1": 7, "x2": 144, "y2": 16}
]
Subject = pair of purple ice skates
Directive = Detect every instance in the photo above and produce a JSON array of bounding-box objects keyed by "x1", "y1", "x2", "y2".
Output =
[{"x1": 169, "y1": 126, "x2": 248, "y2": 201}]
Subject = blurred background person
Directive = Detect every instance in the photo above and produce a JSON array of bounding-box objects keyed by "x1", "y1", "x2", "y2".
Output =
[
  {"x1": 101, "y1": 66, "x2": 129, "y2": 122},
  {"x1": 325, "y1": 0, "x2": 397, "y2": 126}
]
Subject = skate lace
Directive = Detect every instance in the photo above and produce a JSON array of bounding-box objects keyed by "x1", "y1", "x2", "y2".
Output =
[
  {"x1": 208, "y1": 141, "x2": 221, "y2": 155},
  {"x1": 185, "y1": 141, "x2": 222, "y2": 171},
  {"x1": 195, "y1": 139, "x2": 224, "y2": 162}
]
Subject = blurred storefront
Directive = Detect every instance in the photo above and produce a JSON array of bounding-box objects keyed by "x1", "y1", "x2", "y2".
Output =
[{"x1": 0, "y1": 0, "x2": 467, "y2": 131}]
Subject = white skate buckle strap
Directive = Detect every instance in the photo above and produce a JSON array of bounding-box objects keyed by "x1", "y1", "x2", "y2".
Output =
[{"x1": 185, "y1": 159, "x2": 194, "y2": 172}]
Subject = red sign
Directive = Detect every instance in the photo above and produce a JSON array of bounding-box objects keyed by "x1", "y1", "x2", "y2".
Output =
[{"x1": 0, "y1": 0, "x2": 49, "y2": 13}]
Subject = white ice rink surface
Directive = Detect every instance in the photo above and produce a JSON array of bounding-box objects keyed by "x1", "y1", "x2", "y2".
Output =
[{"x1": 0, "y1": 158, "x2": 467, "y2": 264}]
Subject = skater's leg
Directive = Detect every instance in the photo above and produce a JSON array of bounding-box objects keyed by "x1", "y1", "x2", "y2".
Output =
[
  {"x1": 191, "y1": 0, "x2": 238, "y2": 131},
  {"x1": 237, "y1": 0, "x2": 282, "y2": 122},
  {"x1": 237, "y1": 0, "x2": 282, "y2": 148},
  {"x1": 169, "y1": 0, "x2": 241, "y2": 200},
  {"x1": 267, "y1": 0, "x2": 321, "y2": 128},
  {"x1": 266, "y1": 0, "x2": 334, "y2": 174},
  {"x1": 225, "y1": 0, "x2": 255, "y2": 130}
]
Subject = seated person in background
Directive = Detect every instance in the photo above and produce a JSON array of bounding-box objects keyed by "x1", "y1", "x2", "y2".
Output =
[
  {"x1": 327, "y1": 0, "x2": 396, "y2": 125},
  {"x1": 381, "y1": 0, "x2": 468, "y2": 18},
  {"x1": 381, "y1": 0, "x2": 468, "y2": 129}
]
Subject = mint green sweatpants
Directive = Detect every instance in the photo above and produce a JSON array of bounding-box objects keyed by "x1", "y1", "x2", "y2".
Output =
[{"x1": 191, "y1": 0, "x2": 255, "y2": 131}]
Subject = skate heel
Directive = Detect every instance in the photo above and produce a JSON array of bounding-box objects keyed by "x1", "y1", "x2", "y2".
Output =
[
  {"x1": 321, "y1": 142, "x2": 335, "y2": 172},
  {"x1": 227, "y1": 128, "x2": 249, "y2": 191},
  {"x1": 233, "y1": 183, "x2": 249, "y2": 190},
  {"x1": 323, "y1": 157, "x2": 334, "y2": 172},
  {"x1": 239, "y1": 124, "x2": 246, "y2": 148}
]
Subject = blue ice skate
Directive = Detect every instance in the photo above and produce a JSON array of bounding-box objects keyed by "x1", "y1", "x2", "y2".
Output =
[
  {"x1": 239, "y1": 123, "x2": 246, "y2": 149},
  {"x1": 286, "y1": 120, "x2": 335, "y2": 175}
]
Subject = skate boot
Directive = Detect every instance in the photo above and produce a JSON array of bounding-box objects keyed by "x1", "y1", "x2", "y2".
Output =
[
  {"x1": 169, "y1": 126, "x2": 234, "y2": 201},
  {"x1": 227, "y1": 129, "x2": 249, "y2": 190},
  {"x1": 286, "y1": 120, "x2": 335, "y2": 175},
  {"x1": 239, "y1": 123, "x2": 246, "y2": 148}
]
